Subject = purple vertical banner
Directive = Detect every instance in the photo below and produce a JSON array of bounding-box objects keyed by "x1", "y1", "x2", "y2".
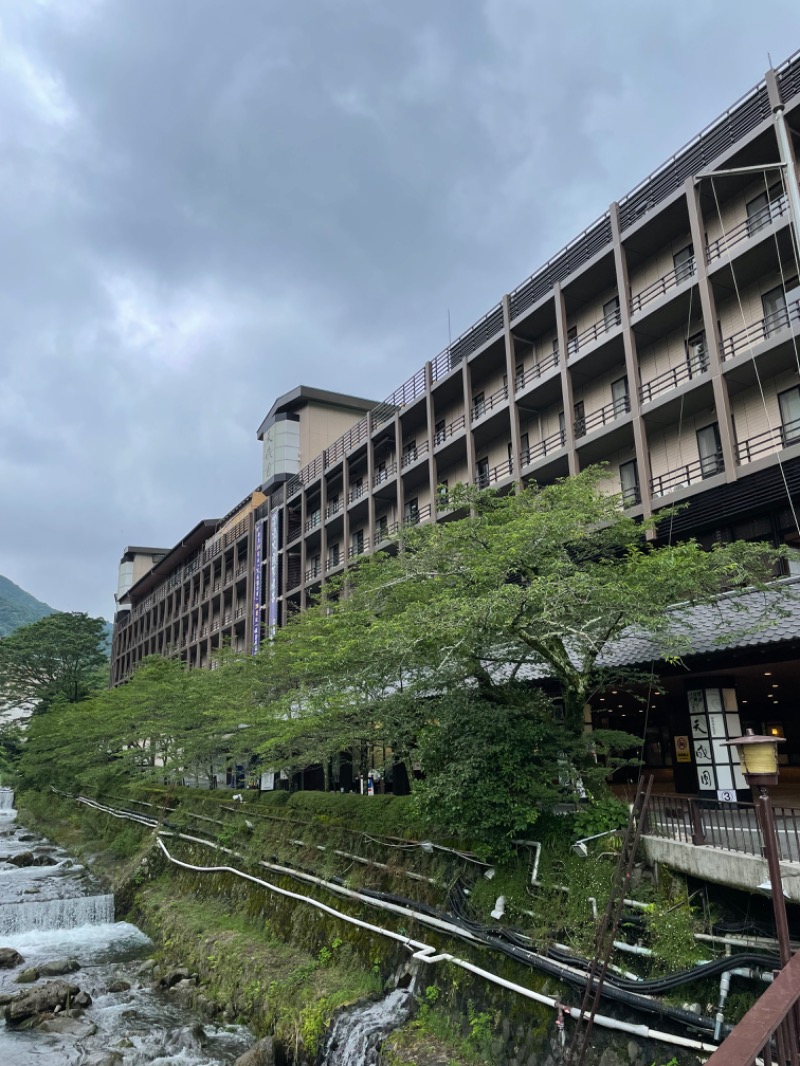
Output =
[
  {"x1": 268, "y1": 508, "x2": 280, "y2": 638},
  {"x1": 251, "y1": 519, "x2": 263, "y2": 655}
]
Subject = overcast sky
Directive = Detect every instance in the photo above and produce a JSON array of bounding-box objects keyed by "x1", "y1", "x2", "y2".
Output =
[{"x1": 2, "y1": 1, "x2": 800, "y2": 620}]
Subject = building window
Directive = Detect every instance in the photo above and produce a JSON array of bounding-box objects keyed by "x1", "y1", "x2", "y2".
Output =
[
  {"x1": 506, "y1": 441, "x2": 514, "y2": 472},
  {"x1": 558, "y1": 411, "x2": 566, "y2": 445},
  {"x1": 352, "y1": 529, "x2": 364, "y2": 555},
  {"x1": 520, "y1": 432, "x2": 530, "y2": 464},
  {"x1": 402, "y1": 440, "x2": 417, "y2": 465},
  {"x1": 472, "y1": 392, "x2": 486, "y2": 420},
  {"x1": 404, "y1": 497, "x2": 420, "y2": 524},
  {"x1": 434, "y1": 419, "x2": 446, "y2": 445},
  {"x1": 673, "y1": 244, "x2": 695, "y2": 283},
  {"x1": 686, "y1": 331, "x2": 709, "y2": 376},
  {"x1": 697, "y1": 423, "x2": 723, "y2": 478},
  {"x1": 376, "y1": 515, "x2": 389, "y2": 541},
  {"x1": 350, "y1": 478, "x2": 363, "y2": 500},
  {"x1": 778, "y1": 386, "x2": 800, "y2": 446},
  {"x1": 611, "y1": 376, "x2": 630, "y2": 416},
  {"x1": 567, "y1": 325, "x2": 578, "y2": 356},
  {"x1": 573, "y1": 400, "x2": 586, "y2": 437},
  {"x1": 515, "y1": 362, "x2": 525, "y2": 389},
  {"x1": 762, "y1": 283, "x2": 789, "y2": 337},
  {"x1": 476, "y1": 457, "x2": 490, "y2": 488},
  {"x1": 328, "y1": 543, "x2": 340, "y2": 567},
  {"x1": 746, "y1": 183, "x2": 782, "y2": 236},
  {"x1": 619, "y1": 460, "x2": 640, "y2": 506},
  {"x1": 603, "y1": 295, "x2": 621, "y2": 330},
  {"x1": 375, "y1": 461, "x2": 387, "y2": 484},
  {"x1": 327, "y1": 495, "x2": 339, "y2": 516},
  {"x1": 309, "y1": 507, "x2": 321, "y2": 528},
  {"x1": 436, "y1": 480, "x2": 449, "y2": 509},
  {"x1": 309, "y1": 555, "x2": 320, "y2": 578}
]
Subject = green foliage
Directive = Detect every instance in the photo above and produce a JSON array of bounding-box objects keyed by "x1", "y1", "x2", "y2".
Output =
[
  {"x1": 571, "y1": 795, "x2": 630, "y2": 839},
  {"x1": 0, "y1": 611, "x2": 108, "y2": 712},
  {"x1": 0, "y1": 574, "x2": 55, "y2": 638},
  {"x1": 644, "y1": 897, "x2": 705, "y2": 973}
]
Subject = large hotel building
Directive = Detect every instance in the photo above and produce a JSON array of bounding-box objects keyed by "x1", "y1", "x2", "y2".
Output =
[{"x1": 112, "y1": 55, "x2": 800, "y2": 794}]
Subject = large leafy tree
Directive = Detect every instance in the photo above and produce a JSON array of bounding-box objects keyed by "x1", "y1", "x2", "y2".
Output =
[{"x1": 0, "y1": 612, "x2": 109, "y2": 713}]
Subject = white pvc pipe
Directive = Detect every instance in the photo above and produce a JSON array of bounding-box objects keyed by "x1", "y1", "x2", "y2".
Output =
[
  {"x1": 156, "y1": 836, "x2": 721, "y2": 1055},
  {"x1": 613, "y1": 941, "x2": 652, "y2": 957}
]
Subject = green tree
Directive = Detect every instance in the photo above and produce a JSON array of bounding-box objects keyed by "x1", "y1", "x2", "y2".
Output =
[{"x1": 0, "y1": 612, "x2": 109, "y2": 713}]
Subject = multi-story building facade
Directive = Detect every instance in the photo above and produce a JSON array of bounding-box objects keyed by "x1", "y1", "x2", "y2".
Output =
[{"x1": 112, "y1": 54, "x2": 800, "y2": 789}]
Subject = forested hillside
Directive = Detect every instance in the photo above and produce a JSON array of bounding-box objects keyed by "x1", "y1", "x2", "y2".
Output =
[{"x1": 0, "y1": 575, "x2": 55, "y2": 637}]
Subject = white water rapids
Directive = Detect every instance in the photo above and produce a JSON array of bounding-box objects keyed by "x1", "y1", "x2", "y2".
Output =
[
  {"x1": 321, "y1": 983, "x2": 415, "y2": 1065},
  {"x1": 0, "y1": 788, "x2": 254, "y2": 1065}
]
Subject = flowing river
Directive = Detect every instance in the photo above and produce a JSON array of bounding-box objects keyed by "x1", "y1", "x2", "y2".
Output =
[{"x1": 0, "y1": 787, "x2": 255, "y2": 1065}]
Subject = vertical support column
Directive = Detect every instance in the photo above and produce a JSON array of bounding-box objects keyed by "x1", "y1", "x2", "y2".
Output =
[
  {"x1": 319, "y1": 478, "x2": 328, "y2": 583},
  {"x1": 342, "y1": 459, "x2": 351, "y2": 564},
  {"x1": 686, "y1": 683, "x2": 746, "y2": 801},
  {"x1": 461, "y1": 358, "x2": 476, "y2": 486},
  {"x1": 685, "y1": 176, "x2": 738, "y2": 481},
  {"x1": 554, "y1": 282, "x2": 579, "y2": 475},
  {"x1": 768, "y1": 68, "x2": 800, "y2": 270},
  {"x1": 610, "y1": 202, "x2": 652, "y2": 517},
  {"x1": 502, "y1": 294, "x2": 523, "y2": 488},
  {"x1": 366, "y1": 412, "x2": 376, "y2": 546},
  {"x1": 424, "y1": 362, "x2": 439, "y2": 518},
  {"x1": 393, "y1": 413, "x2": 405, "y2": 522}
]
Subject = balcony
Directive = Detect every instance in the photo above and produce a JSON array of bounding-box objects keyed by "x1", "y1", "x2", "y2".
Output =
[
  {"x1": 622, "y1": 484, "x2": 642, "y2": 507},
  {"x1": 304, "y1": 512, "x2": 322, "y2": 534},
  {"x1": 401, "y1": 439, "x2": 430, "y2": 469},
  {"x1": 720, "y1": 299, "x2": 800, "y2": 361},
  {"x1": 515, "y1": 349, "x2": 559, "y2": 391},
  {"x1": 471, "y1": 383, "x2": 508, "y2": 423},
  {"x1": 347, "y1": 483, "x2": 367, "y2": 504},
  {"x1": 639, "y1": 356, "x2": 709, "y2": 404},
  {"x1": 348, "y1": 536, "x2": 371, "y2": 559},
  {"x1": 434, "y1": 414, "x2": 466, "y2": 447},
  {"x1": 373, "y1": 461, "x2": 397, "y2": 487},
  {"x1": 521, "y1": 428, "x2": 567, "y2": 466},
  {"x1": 476, "y1": 457, "x2": 514, "y2": 488},
  {"x1": 630, "y1": 257, "x2": 695, "y2": 315},
  {"x1": 568, "y1": 307, "x2": 621, "y2": 359},
  {"x1": 574, "y1": 395, "x2": 630, "y2": 439},
  {"x1": 650, "y1": 452, "x2": 724, "y2": 497},
  {"x1": 707, "y1": 194, "x2": 788, "y2": 262},
  {"x1": 402, "y1": 503, "x2": 433, "y2": 528},
  {"x1": 736, "y1": 417, "x2": 800, "y2": 465},
  {"x1": 325, "y1": 500, "x2": 342, "y2": 519}
]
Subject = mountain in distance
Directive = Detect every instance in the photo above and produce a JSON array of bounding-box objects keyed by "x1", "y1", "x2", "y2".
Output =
[{"x1": 0, "y1": 575, "x2": 56, "y2": 637}]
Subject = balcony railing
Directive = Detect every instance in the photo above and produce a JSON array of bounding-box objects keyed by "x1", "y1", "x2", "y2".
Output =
[
  {"x1": 434, "y1": 414, "x2": 466, "y2": 447},
  {"x1": 471, "y1": 383, "x2": 509, "y2": 423},
  {"x1": 348, "y1": 536, "x2": 370, "y2": 559},
  {"x1": 707, "y1": 194, "x2": 788, "y2": 262},
  {"x1": 373, "y1": 461, "x2": 397, "y2": 487},
  {"x1": 515, "y1": 349, "x2": 560, "y2": 391},
  {"x1": 639, "y1": 354, "x2": 709, "y2": 404},
  {"x1": 650, "y1": 452, "x2": 724, "y2": 497},
  {"x1": 720, "y1": 299, "x2": 800, "y2": 361},
  {"x1": 304, "y1": 564, "x2": 321, "y2": 583},
  {"x1": 568, "y1": 307, "x2": 621, "y2": 358},
  {"x1": 347, "y1": 483, "x2": 367, "y2": 504},
  {"x1": 325, "y1": 500, "x2": 342, "y2": 519},
  {"x1": 736, "y1": 416, "x2": 800, "y2": 464},
  {"x1": 630, "y1": 257, "x2": 696, "y2": 314},
  {"x1": 521, "y1": 429, "x2": 567, "y2": 466},
  {"x1": 304, "y1": 512, "x2": 321, "y2": 534},
  {"x1": 401, "y1": 438, "x2": 430, "y2": 469},
  {"x1": 574, "y1": 395, "x2": 630, "y2": 438},
  {"x1": 622, "y1": 484, "x2": 642, "y2": 507},
  {"x1": 402, "y1": 503, "x2": 433, "y2": 528},
  {"x1": 476, "y1": 457, "x2": 514, "y2": 488}
]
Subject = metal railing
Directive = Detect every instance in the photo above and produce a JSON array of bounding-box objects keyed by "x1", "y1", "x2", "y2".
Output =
[
  {"x1": 707, "y1": 194, "x2": 789, "y2": 262},
  {"x1": 304, "y1": 512, "x2": 321, "y2": 533},
  {"x1": 373, "y1": 461, "x2": 397, "y2": 487},
  {"x1": 737, "y1": 417, "x2": 800, "y2": 464},
  {"x1": 304, "y1": 563, "x2": 321, "y2": 583},
  {"x1": 720, "y1": 300, "x2": 800, "y2": 361},
  {"x1": 630, "y1": 257, "x2": 696, "y2": 315},
  {"x1": 348, "y1": 536, "x2": 370, "y2": 559},
  {"x1": 476, "y1": 457, "x2": 514, "y2": 488},
  {"x1": 520, "y1": 428, "x2": 567, "y2": 466},
  {"x1": 515, "y1": 349, "x2": 560, "y2": 391},
  {"x1": 639, "y1": 354, "x2": 709, "y2": 404},
  {"x1": 568, "y1": 307, "x2": 621, "y2": 359},
  {"x1": 650, "y1": 452, "x2": 724, "y2": 497},
  {"x1": 574, "y1": 395, "x2": 630, "y2": 438},
  {"x1": 347, "y1": 483, "x2": 367, "y2": 504},
  {"x1": 434, "y1": 413, "x2": 466, "y2": 447},
  {"x1": 471, "y1": 383, "x2": 509, "y2": 423},
  {"x1": 401, "y1": 438, "x2": 430, "y2": 469},
  {"x1": 646, "y1": 794, "x2": 800, "y2": 862},
  {"x1": 325, "y1": 499, "x2": 342, "y2": 519}
]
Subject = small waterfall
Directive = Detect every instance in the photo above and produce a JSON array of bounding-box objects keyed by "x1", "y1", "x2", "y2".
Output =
[
  {"x1": 0, "y1": 788, "x2": 14, "y2": 811},
  {"x1": 0, "y1": 892, "x2": 115, "y2": 936},
  {"x1": 322, "y1": 985, "x2": 415, "y2": 1066}
]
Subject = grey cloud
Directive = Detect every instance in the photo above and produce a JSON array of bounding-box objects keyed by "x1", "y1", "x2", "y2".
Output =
[{"x1": 1, "y1": 0, "x2": 799, "y2": 618}]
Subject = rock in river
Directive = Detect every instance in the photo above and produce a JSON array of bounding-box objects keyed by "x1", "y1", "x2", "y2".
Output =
[
  {"x1": 0, "y1": 947, "x2": 23, "y2": 969},
  {"x1": 39, "y1": 958, "x2": 80, "y2": 977},
  {"x1": 4, "y1": 979, "x2": 81, "y2": 1025}
]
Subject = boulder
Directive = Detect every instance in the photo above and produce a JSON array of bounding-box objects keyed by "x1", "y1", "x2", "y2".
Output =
[
  {"x1": 74, "y1": 991, "x2": 92, "y2": 1008},
  {"x1": 234, "y1": 1036, "x2": 277, "y2": 1066},
  {"x1": 0, "y1": 947, "x2": 24, "y2": 969},
  {"x1": 15, "y1": 967, "x2": 40, "y2": 983},
  {"x1": 0, "y1": 991, "x2": 16, "y2": 1006},
  {"x1": 160, "y1": 967, "x2": 192, "y2": 988},
  {"x1": 32, "y1": 855, "x2": 58, "y2": 867},
  {"x1": 7, "y1": 851, "x2": 35, "y2": 867},
  {"x1": 85, "y1": 1054, "x2": 124, "y2": 1066},
  {"x1": 4, "y1": 980, "x2": 81, "y2": 1025},
  {"x1": 37, "y1": 1015, "x2": 97, "y2": 1037},
  {"x1": 39, "y1": 959, "x2": 80, "y2": 977},
  {"x1": 107, "y1": 978, "x2": 131, "y2": 994}
]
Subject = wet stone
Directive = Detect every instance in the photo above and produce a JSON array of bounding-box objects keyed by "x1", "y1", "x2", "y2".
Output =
[
  {"x1": 0, "y1": 947, "x2": 24, "y2": 968},
  {"x1": 39, "y1": 958, "x2": 80, "y2": 977},
  {"x1": 14, "y1": 967, "x2": 39, "y2": 984},
  {"x1": 108, "y1": 978, "x2": 132, "y2": 993}
]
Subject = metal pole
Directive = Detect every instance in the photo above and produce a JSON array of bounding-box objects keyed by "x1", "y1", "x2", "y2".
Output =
[
  {"x1": 774, "y1": 106, "x2": 800, "y2": 268},
  {"x1": 756, "y1": 785, "x2": 793, "y2": 969}
]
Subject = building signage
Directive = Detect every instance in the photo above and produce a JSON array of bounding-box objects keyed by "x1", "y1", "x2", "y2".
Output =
[
  {"x1": 688, "y1": 687, "x2": 746, "y2": 795},
  {"x1": 674, "y1": 735, "x2": 691, "y2": 763},
  {"x1": 252, "y1": 519, "x2": 263, "y2": 655},
  {"x1": 268, "y1": 508, "x2": 280, "y2": 639}
]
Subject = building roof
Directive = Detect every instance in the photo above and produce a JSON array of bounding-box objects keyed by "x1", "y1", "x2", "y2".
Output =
[
  {"x1": 599, "y1": 577, "x2": 800, "y2": 668},
  {"x1": 256, "y1": 385, "x2": 379, "y2": 440},
  {"x1": 121, "y1": 519, "x2": 220, "y2": 604},
  {"x1": 120, "y1": 546, "x2": 169, "y2": 560}
]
